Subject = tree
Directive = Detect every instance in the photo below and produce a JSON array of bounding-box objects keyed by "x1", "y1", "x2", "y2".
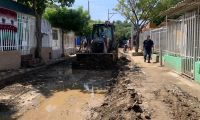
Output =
[
  {"x1": 151, "y1": 0, "x2": 182, "y2": 25},
  {"x1": 115, "y1": 0, "x2": 160, "y2": 52},
  {"x1": 82, "y1": 20, "x2": 104, "y2": 37},
  {"x1": 115, "y1": 20, "x2": 131, "y2": 42},
  {"x1": 17, "y1": 0, "x2": 74, "y2": 61},
  {"x1": 44, "y1": 7, "x2": 90, "y2": 55},
  {"x1": 115, "y1": 0, "x2": 181, "y2": 52}
]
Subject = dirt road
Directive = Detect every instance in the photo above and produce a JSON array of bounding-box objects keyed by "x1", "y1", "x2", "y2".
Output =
[{"x1": 90, "y1": 55, "x2": 200, "y2": 120}]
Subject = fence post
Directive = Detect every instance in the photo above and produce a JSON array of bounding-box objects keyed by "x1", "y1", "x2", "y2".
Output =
[
  {"x1": 159, "y1": 29, "x2": 163, "y2": 67},
  {"x1": 16, "y1": 32, "x2": 18, "y2": 50},
  {"x1": 193, "y1": 9, "x2": 199, "y2": 79},
  {"x1": 0, "y1": 30, "x2": 2, "y2": 51}
]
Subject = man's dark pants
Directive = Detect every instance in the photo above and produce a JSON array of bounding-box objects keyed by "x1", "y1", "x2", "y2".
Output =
[{"x1": 144, "y1": 48, "x2": 152, "y2": 62}]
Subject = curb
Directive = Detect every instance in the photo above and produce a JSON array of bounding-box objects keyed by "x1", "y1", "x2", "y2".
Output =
[{"x1": 0, "y1": 58, "x2": 65, "y2": 88}]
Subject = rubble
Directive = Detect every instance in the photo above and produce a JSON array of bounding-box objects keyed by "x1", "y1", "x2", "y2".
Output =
[{"x1": 90, "y1": 57, "x2": 150, "y2": 120}]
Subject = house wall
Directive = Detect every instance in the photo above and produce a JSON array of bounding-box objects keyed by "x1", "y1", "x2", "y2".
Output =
[
  {"x1": 41, "y1": 47, "x2": 52, "y2": 63},
  {"x1": 52, "y1": 49, "x2": 62, "y2": 59},
  {"x1": 163, "y1": 54, "x2": 182, "y2": 74},
  {"x1": 52, "y1": 28, "x2": 62, "y2": 59},
  {"x1": 42, "y1": 19, "x2": 52, "y2": 48},
  {"x1": 30, "y1": 47, "x2": 52, "y2": 63},
  {"x1": 0, "y1": 51, "x2": 21, "y2": 70},
  {"x1": 64, "y1": 32, "x2": 76, "y2": 55}
]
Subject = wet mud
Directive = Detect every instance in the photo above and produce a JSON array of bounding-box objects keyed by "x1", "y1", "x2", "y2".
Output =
[
  {"x1": 1, "y1": 57, "x2": 200, "y2": 120},
  {"x1": 90, "y1": 57, "x2": 150, "y2": 120},
  {"x1": 155, "y1": 85, "x2": 200, "y2": 120},
  {"x1": 0, "y1": 62, "x2": 114, "y2": 120},
  {"x1": 90, "y1": 57, "x2": 200, "y2": 120}
]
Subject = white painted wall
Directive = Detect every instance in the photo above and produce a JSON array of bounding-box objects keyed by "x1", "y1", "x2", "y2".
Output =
[
  {"x1": 52, "y1": 28, "x2": 62, "y2": 50},
  {"x1": 42, "y1": 19, "x2": 52, "y2": 48}
]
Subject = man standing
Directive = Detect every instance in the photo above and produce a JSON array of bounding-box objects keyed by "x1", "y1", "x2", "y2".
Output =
[{"x1": 143, "y1": 35, "x2": 154, "y2": 63}]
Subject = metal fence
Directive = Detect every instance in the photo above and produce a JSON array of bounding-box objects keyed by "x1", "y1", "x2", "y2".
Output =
[
  {"x1": 139, "y1": 27, "x2": 167, "y2": 52},
  {"x1": 17, "y1": 13, "x2": 32, "y2": 55},
  {"x1": 139, "y1": 10, "x2": 200, "y2": 78},
  {"x1": 0, "y1": 30, "x2": 18, "y2": 51},
  {"x1": 0, "y1": 13, "x2": 36, "y2": 56}
]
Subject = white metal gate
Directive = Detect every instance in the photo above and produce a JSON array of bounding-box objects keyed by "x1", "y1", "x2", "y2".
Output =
[
  {"x1": 17, "y1": 13, "x2": 33, "y2": 55},
  {"x1": 0, "y1": 29, "x2": 17, "y2": 51},
  {"x1": 181, "y1": 11, "x2": 198, "y2": 78}
]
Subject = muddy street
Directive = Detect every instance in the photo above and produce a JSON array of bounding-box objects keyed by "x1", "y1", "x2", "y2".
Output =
[
  {"x1": 89, "y1": 56, "x2": 200, "y2": 120},
  {"x1": 1, "y1": 56, "x2": 200, "y2": 120},
  {"x1": 0, "y1": 61, "x2": 114, "y2": 120}
]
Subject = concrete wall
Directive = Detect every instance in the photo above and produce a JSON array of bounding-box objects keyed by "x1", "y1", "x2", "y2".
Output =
[
  {"x1": 152, "y1": 54, "x2": 159, "y2": 63},
  {"x1": 41, "y1": 47, "x2": 52, "y2": 63},
  {"x1": 195, "y1": 61, "x2": 200, "y2": 83},
  {"x1": 52, "y1": 49, "x2": 62, "y2": 59},
  {"x1": 0, "y1": 51, "x2": 21, "y2": 70},
  {"x1": 52, "y1": 28, "x2": 62, "y2": 50},
  {"x1": 30, "y1": 47, "x2": 63, "y2": 61},
  {"x1": 163, "y1": 55, "x2": 182, "y2": 74}
]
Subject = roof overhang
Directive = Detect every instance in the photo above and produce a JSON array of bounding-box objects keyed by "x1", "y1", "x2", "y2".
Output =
[{"x1": 160, "y1": 0, "x2": 200, "y2": 17}]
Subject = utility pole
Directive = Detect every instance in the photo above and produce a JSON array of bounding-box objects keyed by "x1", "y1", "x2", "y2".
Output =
[
  {"x1": 88, "y1": 0, "x2": 90, "y2": 16},
  {"x1": 108, "y1": 9, "x2": 109, "y2": 21},
  {"x1": 108, "y1": 9, "x2": 117, "y2": 21},
  {"x1": 131, "y1": 23, "x2": 134, "y2": 50}
]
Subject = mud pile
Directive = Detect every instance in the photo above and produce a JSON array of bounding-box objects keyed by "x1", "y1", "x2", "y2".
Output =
[
  {"x1": 163, "y1": 86, "x2": 200, "y2": 120},
  {"x1": 90, "y1": 57, "x2": 150, "y2": 120}
]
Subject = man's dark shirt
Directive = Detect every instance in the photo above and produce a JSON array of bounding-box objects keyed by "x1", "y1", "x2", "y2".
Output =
[{"x1": 143, "y1": 39, "x2": 154, "y2": 51}]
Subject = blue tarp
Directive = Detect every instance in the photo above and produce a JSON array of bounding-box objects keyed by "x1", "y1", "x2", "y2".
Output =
[{"x1": 76, "y1": 37, "x2": 81, "y2": 45}]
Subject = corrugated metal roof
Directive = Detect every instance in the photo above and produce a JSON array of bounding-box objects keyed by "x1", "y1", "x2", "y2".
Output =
[
  {"x1": 0, "y1": 0, "x2": 35, "y2": 16},
  {"x1": 160, "y1": 0, "x2": 200, "y2": 17}
]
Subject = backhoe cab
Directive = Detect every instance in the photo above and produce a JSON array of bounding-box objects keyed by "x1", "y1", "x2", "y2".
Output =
[{"x1": 73, "y1": 21, "x2": 118, "y2": 69}]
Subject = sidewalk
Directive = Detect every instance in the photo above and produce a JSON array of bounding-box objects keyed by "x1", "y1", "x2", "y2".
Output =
[
  {"x1": 121, "y1": 49, "x2": 200, "y2": 99},
  {"x1": 119, "y1": 49, "x2": 200, "y2": 119},
  {"x1": 0, "y1": 57, "x2": 66, "y2": 88}
]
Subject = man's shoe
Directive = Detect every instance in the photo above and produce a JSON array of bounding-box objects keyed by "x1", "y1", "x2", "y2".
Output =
[
  {"x1": 148, "y1": 61, "x2": 151, "y2": 63},
  {"x1": 144, "y1": 59, "x2": 146, "y2": 62}
]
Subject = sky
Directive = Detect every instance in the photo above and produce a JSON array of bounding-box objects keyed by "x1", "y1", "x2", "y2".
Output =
[{"x1": 72, "y1": 0, "x2": 125, "y2": 21}]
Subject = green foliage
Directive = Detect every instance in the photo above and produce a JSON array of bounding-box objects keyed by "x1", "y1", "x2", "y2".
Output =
[
  {"x1": 114, "y1": 20, "x2": 131, "y2": 42},
  {"x1": 115, "y1": 0, "x2": 182, "y2": 52},
  {"x1": 17, "y1": 0, "x2": 75, "y2": 59},
  {"x1": 115, "y1": 0, "x2": 182, "y2": 27},
  {"x1": 51, "y1": 0, "x2": 75, "y2": 7},
  {"x1": 150, "y1": 0, "x2": 182, "y2": 25},
  {"x1": 17, "y1": 0, "x2": 75, "y2": 16},
  {"x1": 82, "y1": 20, "x2": 104, "y2": 36},
  {"x1": 17, "y1": 0, "x2": 46, "y2": 16},
  {"x1": 115, "y1": 0, "x2": 158, "y2": 30},
  {"x1": 44, "y1": 7, "x2": 90, "y2": 35}
]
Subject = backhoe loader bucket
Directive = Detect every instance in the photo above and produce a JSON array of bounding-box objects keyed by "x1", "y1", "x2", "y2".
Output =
[{"x1": 72, "y1": 53, "x2": 118, "y2": 69}]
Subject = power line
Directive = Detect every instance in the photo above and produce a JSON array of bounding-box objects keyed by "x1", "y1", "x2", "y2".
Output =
[{"x1": 108, "y1": 9, "x2": 117, "y2": 21}]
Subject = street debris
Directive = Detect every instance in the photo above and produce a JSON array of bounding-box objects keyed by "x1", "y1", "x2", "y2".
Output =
[{"x1": 90, "y1": 57, "x2": 151, "y2": 120}]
